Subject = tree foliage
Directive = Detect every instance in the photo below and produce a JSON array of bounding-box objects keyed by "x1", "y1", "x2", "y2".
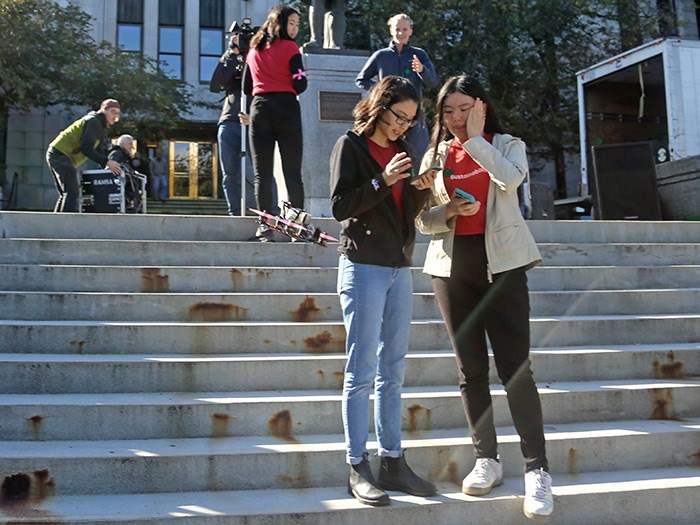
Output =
[
  {"x1": 343, "y1": 0, "x2": 671, "y2": 196},
  {"x1": 0, "y1": 0, "x2": 195, "y2": 141}
]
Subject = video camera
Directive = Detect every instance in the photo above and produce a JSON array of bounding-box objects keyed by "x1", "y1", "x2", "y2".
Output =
[
  {"x1": 229, "y1": 18, "x2": 259, "y2": 56},
  {"x1": 209, "y1": 18, "x2": 259, "y2": 95}
]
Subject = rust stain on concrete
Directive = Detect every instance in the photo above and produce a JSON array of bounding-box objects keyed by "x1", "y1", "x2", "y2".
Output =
[
  {"x1": 140, "y1": 268, "x2": 169, "y2": 292},
  {"x1": 303, "y1": 331, "x2": 342, "y2": 353},
  {"x1": 268, "y1": 410, "x2": 298, "y2": 443},
  {"x1": 188, "y1": 302, "x2": 247, "y2": 322},
  {"x1": 68, "y1": 340, "x2": 86, "y2": 354},
  {"x1": 652, "y1": 351, "x2": 685, "y2": 379},
  {"x1": 211, "y1": 412, "x2": 231, "y2": 438},
  {"x1": 292, "y1": 297, "x2": 321, "y2": 322},
  {"x1": 26, "y1": 416, "x2": 43, "y2": 441},
  {"x1": 650, "y1": 388, "x2": 678, "y2": 420},
  {"x1": 567, "y1": 448, "x2": 578, "y2": 475},
  {"x1": 406, "y1": 404, "x2": 432, "y2": 433}
]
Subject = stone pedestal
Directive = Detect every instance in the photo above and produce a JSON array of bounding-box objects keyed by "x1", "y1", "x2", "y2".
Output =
[{"x1": 273, "y1": 49, "x2": 369, "y2": 218}]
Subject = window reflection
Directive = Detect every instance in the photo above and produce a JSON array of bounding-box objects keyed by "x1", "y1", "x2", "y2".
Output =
[
  {"x1": 159, "y1": 54, "x2": 182, "y2": 80},
  {"x1": 160, "y1": 27, "x2": 182, "y2": 53},
  {"x1": 118, "y1": 24, "x2": 141, "y2": 51},
  {"x1": 200, "y1": 57, "x2": 219, "y2": 84}
]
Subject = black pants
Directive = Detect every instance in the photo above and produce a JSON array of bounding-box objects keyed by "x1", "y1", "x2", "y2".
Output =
[
  {"x1": 432, "y1": 234, "x2": 547, "y2": 472},
  {"x1": 249, "y1": 92, "x2": 304, "y2": 212},
  {"x1": 46, "y1": 147, "x2": 79, "y2": 212}
]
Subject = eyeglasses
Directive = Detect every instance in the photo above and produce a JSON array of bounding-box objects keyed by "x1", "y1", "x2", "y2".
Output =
[{"x1": 383, "y1": 106, "x2": 417, "y2": 128}]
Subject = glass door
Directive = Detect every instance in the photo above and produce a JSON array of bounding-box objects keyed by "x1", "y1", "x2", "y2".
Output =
[{"x1": 169, "y1": 141, "x2": 218, "y2": 198}]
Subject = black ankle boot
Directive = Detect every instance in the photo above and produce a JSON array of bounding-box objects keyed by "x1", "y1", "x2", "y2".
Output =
[
  {"x1": 377, "y1": 452, "x2": 438, "y2": 497},
  {"x1": 348, "y1": 454, "x2": 390, "y2": 506}
]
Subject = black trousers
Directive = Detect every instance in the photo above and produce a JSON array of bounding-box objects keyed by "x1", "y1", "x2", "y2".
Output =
[
  {"x1": 46, "y1": 147, "x2": 79, "y2": 212},
  {"x1": 432, "y1": 234, "x2": 548, "y2": 472},
  {"x1": 249, "y1": 92, "x2": 304, "y2": 212}
]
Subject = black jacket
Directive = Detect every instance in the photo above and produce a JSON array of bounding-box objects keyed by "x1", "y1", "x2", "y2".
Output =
[
  {"x1": 81, "y1": 111, "x2": 109, "y2": 167},
  {"x1": 330, "y1": 130, "x2": 429, "y2": 268}
]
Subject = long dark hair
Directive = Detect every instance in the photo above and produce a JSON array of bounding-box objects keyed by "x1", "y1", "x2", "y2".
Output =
[
  {"x1": 352, "y1": 76, "x2": 420, "y2": 138},
  {"x1": 250, "y1": 4, "x2": 300, "y2": 50},
  {"x1": 428, "y1": 75, "x2": 505, "y2": 162}
]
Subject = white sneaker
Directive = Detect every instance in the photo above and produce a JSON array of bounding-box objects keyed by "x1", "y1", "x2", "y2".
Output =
[
  {"x1": 462, "y1": 457, "x2": 503, "y2": 495},
  {"x1": 523, "y1": 468, "x2": 553, "y2": 522}
]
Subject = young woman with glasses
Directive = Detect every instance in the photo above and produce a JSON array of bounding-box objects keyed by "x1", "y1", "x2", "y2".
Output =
[{"x1": 330, "y1": 75, "x2": 438, "y2": 507}]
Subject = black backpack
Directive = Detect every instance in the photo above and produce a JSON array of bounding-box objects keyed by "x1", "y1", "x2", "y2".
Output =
[{"x1": 209, "y1": 51, "x2": 244, "y2": 94}]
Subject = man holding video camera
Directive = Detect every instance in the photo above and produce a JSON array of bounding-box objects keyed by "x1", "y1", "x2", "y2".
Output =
[{"x1": 210, "y1": 32, "x2": 251, "y2": 216}]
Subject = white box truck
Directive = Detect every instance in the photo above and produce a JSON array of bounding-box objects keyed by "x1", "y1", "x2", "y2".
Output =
[{"x1": 576, "y1": 38, "x2": 700, "y2": 217}]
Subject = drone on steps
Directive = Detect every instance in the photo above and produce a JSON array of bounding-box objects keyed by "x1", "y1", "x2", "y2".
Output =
[{"x1": 249, "y1": 202, "x2": 338, "y2": 247}]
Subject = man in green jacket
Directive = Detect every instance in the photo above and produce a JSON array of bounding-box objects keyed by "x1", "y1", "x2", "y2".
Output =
[{"x1": 46, "y1": 99, "x2": 123, "y2": 212}]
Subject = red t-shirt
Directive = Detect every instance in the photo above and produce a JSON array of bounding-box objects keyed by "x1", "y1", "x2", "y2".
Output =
[
  {"x1": 442, "y1": 135, "x2": 493, "y2": 235},
  {"x1": 246, "y1": 39, "x2": 301, "y2": 96},
  {"x1": 365, "y1": 138, "x2": 406, "y2": 227}
]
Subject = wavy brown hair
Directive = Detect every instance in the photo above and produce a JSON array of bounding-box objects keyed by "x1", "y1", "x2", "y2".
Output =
[
  {"x1": 250, "y1": 4, "x2": 300, "y2": 51},
  {"x1": 352, "y1": 76, "x2": 420, "y2": 138}
]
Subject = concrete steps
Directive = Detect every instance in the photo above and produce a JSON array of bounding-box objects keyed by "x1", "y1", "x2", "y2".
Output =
[
  {"x1": 2, "y1": 238, "x2": 700, "y2": 266},
  {"x1": 2, "y1": 211, "x2": 700, "y2": 242},
  {"x1": 0, "y1": 211, "x2": 698, "y2": 524},
  {"x1": 3, "y1": 289, "x2": 700, "y2": 320},
  {"x1": 2, "y1": 314, "x2": 699, "y2": 354},
  {"x1": 0, "y1": 420, "x2": 697, "y2": 494},
  {"x1": 0, "y1": 344, "x2": 696, "y2": 394},
  {"x1": 1, "y1": 380, "x2": 698, "y2": 442},
  {"x1": 1, "y1": 264, "x2": 698, "y2": 293},
  {"x1": 0, "y1": 467, "x2": 698, "y2": 525}
]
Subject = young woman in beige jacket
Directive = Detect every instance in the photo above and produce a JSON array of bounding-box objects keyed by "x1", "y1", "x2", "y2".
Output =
[{"x1": 416, "y1": 74, "x2": 553, "y2": 522}]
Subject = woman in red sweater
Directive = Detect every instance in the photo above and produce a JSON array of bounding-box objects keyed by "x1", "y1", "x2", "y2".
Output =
[{"x1": 243, "y1": 4, "x2": 307, "y2": 241}]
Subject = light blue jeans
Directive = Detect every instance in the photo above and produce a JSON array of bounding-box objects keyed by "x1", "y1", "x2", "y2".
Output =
[
  {"x1": 337, "y1": 255, "x2": 413, "y2": 465},
  {"x1": 218, "y1": 121, "x2": 244, "y2": 216}
]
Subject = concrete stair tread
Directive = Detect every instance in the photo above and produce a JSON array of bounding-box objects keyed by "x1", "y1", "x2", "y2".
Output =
[
  {"x1": 3, "y1": 239, "x2": 698, "y2": 268},
  {"x1": 4, "y1": 237, "x2": 698, "y2": 245},
  {"x1": 3, "y1": 262, "x2": 698, "y2": 268},
  {"x1": 5, "y1": 289, "x2": 699, "y2": 323},
  {"x1": 1, "y1": 378, "x2": 698, "y2": 406},
  {"x1": 4, "y1": 287, "x2": 700, "y2": 295},
  {"x1": 0, "y1": 467, "x2": 697, "y2": 524},
  {"x1": 1, "y1": 342, "x2": 698, "y2": 363},
  {"x1": 2, "y1": 264, "x2": 698, "y2": 297},
  {"x1": 3, "y1": 211, "x2": 700, "y2": 241},
  {"x1": 2, "y1": 313, "x2": 700, "y2": 325},
  {"x1": 1, "y1": 418, "x2": 697, "y2": 459}
]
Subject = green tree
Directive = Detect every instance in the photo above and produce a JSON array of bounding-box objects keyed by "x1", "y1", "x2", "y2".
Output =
[
  {"x1": 0, "y1": 0, "x2": 196, "y2": 184},
  {"x1": 343, "y1": 0, "x2": 670, "y2": 197}
]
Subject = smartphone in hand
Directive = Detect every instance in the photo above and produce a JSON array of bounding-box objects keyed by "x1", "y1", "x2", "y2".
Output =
[
  {"x1": 410, "y1": 165, "x2": 441, "y2": 186},
  {"x1": 455, "y1": 188, "x2": 476, "y2": 203}
]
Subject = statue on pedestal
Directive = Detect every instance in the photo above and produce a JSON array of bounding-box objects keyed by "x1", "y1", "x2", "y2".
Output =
[{"x1": 305, "y1": 0, "x2": 346, "y2": 50}]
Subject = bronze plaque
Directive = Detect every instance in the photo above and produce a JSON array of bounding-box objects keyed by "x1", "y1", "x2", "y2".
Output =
[{"x1": 318, "y1": 90, "x2": 362, "y2": 122}]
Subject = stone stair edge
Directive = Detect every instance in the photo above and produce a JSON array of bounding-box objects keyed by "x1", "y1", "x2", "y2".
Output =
[
  {"x1": 1, "y1": 419, "x2": 696, "y2": 458},
  {"x1": 0, "y1": 467, "x2": 698, "y2": 525},
  {"x1": 0, "y1": 342, "x2": 697, "y2": 361},
  {"x1": 4, "y1": 288, "x2": 700, "y2": 296},
  {"x1": 1, "y1": 377, "x2": 698, "y2": 404},
  {"x1": 2, "y1": 313, "x2": 699, "y2": 325},
  {"x1": 0, "y1": 421, "x2": 696, "y2": 496}
]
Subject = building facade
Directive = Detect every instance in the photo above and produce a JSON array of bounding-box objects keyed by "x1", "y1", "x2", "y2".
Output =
[
  {"x1": 4, "y1": 0, "x2": 279, "y2": 211},
  {"x1": 2, "y1": 0, "x2": 699, "y2": 211}
]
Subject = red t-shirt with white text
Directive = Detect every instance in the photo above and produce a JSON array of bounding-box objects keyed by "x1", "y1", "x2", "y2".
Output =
[{"x1": 442, "y1": 135, "x2": 493, "y2": 235}]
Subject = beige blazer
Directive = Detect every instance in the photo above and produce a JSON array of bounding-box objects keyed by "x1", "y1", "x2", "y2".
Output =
[{"x1": 416, "y1": 133, "x2": 541, "y2": 279}]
